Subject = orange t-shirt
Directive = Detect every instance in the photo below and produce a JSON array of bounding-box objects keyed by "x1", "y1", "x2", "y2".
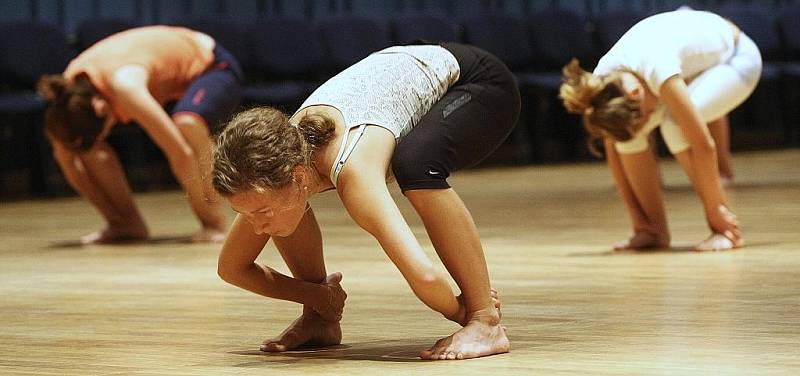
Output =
[{"x1": 64, "y1": 25, "x2": 215, "y2": 123}]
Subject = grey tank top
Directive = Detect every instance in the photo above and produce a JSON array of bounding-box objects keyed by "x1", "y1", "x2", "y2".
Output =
[{"x1": 295, "y1": 45, "x2": 460, "y2": 187}]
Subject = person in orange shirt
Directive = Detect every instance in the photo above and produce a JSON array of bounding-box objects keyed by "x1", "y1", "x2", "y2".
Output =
[{"x1": 37, "y1": 26, "x2": 242, "y2": 244}]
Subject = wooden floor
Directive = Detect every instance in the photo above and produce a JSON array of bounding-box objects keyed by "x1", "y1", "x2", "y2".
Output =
[{"x1": 1, "y1": 149, "x2": 799, "y2": 375}]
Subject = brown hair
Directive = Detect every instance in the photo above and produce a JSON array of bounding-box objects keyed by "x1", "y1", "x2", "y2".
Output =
[
  {"x1": 212, "y1": 107, "x2": 336, "y2": 195},
  {"x1": 559, "y1": 58, "x2": 642, "y2": 156},
  {"x1": 37, "y1": 74, "x2": 104, "y2": 152}
]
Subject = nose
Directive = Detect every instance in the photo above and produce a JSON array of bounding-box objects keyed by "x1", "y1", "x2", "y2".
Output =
[
  {"x1": 254, "y1": 221, "x2": 271, "y2": 235},
  {"x1": 244, "y1": 214, "x2": 271, "y2": 235}
]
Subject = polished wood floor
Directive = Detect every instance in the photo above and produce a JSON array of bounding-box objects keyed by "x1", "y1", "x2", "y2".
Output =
[{"x1": 1, "y1": 149, "x2": 799, "y2": 375}]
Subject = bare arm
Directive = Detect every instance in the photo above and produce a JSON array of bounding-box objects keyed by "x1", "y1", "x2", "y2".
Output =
[
  {"x1": 217, "y1": 213, "x2": 333, "y2": 311},
  {"x1": 659, "y1": 76, "x2": 740, "y2": 238},
  {"x1": 336, "y1": 153, "x2": 460, "y2": 320},
  {"x1": 108, "y1": 66, "x2": 204, "y2": 198}
]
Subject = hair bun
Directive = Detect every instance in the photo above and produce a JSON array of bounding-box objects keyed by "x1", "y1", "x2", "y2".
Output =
[
  {"x1": 297, "y1": 113, "x2": 336, "y2": 149},
  {"x1": 36, "y1": 75, "x2": 69, "y2": 102},
  {"x1": 559, "y1": 58, "x2": 602, "y2": 115}
]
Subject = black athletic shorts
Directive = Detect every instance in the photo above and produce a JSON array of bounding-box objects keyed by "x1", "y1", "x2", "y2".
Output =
[{"x1": 392, "y1": 42, "x2": 521, "y2": 191}]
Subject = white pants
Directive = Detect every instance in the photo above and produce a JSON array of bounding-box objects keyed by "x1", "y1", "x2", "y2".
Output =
[{"x1": 660, "y1": 33, "x2": 762, "y2": 154}]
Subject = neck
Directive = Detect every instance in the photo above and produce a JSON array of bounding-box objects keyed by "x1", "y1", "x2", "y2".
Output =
[
  {"x1": 305, "y1": 162, "x2": 335, "y2": 194},
  {"x1": 300, "y1": 107, "x2": 346, "y2": 191}
]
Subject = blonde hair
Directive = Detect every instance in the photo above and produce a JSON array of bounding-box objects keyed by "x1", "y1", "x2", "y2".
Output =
[
  {"x1": 212, "y1": 107, "x2": 336, "y2": 195},
  {"x1": 559, "y1": 58, "x2": 642, "y2": 155}
]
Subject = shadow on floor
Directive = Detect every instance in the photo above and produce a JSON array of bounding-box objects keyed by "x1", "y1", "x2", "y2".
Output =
[
  {"x1": 47, "y1": 235, "x2": 194, "y2": 249},
  {"x1": 227, "y1": 339, "x2": 430, "y2": 364},
  {"x1": 663, "y1": 180, "x2": 800, "y2": 192},
  {"x1": 568, "y1": 241, "x2": 778, "y2": 257}
]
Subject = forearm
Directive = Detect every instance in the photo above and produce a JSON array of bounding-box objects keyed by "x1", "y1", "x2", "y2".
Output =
[
  {"x1": 218, "y1": 214, "x2": 332, "y2": 312},
  {"x1": 411, "y1": 276, "x2": 460, "y2": 320},
  {"x1": 229, "y1": 262, "x2": 331, "y2": 308},
  {"x1": 684, "y1": 145, "x2": 728, "y2": 212},
  {"x1": 383, "y1": 237, "x2": 460, "y2": 318}
]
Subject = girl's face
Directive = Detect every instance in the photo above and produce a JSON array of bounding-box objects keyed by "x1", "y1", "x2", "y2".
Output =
[{"x1": 227, "y1": 182, "x2": 309, "y2": 238}]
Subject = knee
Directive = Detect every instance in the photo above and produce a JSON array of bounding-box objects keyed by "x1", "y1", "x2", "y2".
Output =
[{"x1": 172, "y1": 113, "x2": 208, "y2": 129}]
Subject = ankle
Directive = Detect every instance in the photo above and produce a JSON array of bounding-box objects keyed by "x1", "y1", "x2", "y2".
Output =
[
  {"x1": 634, "y1": 229, "x2": 670, "y2": 245},
  {"x1": 467, "y1": 305, "x2": 501, "y2": 326},
  {"x1": 105, "y1": 223, "x2": 148, "y2": 235}
]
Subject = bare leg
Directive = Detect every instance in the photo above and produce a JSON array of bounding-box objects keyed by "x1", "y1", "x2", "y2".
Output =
[
  {"x1": 605, "y1": 140, "x2": 670, "y2": 249},
  {"x1": 405, "y1": 189, "x2": 509, "y2": 360},
  {"x1": 172, "y1": 114, "x2": 227, "y2": 242},
  {"x1": 54, "y1": 142, "x2": 148, "y2": 243},
  {"x1": 708, "y1": 115, "x2": 734, "y2": 185},
  {"x1": 264, "y1": 209, "x2": 344, "y2": 352}
]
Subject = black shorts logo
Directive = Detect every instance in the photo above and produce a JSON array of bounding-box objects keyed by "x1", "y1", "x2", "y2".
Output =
[{"x1": 442, "y1": 93, "x2": 472, "y2": 119}]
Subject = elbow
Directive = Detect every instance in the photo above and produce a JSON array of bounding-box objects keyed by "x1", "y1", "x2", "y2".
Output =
[
  {"x1": 216, "y1": 263, "x2": 233, "y2": 284},
  {"x1": 217, "y1": 258, "x2": 240, "y2": 286}
]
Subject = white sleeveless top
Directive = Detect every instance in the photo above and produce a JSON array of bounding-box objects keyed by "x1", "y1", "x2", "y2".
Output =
[{"x1": 295, "y1": 45, "x2": 460, "y2": 186}]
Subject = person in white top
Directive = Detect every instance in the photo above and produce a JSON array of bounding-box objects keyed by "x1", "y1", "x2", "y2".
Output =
[
  {"x1": 559, "y1": 9, "x2": 761, "y2": 251},
  {"x1": 210, "y1": 42, "x2": 520, "y2": 360}
]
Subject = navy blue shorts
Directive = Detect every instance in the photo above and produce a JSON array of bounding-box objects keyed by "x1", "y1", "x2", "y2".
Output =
[{"x1": 171, "y1": 44, "x2": 243, "y2": 134}]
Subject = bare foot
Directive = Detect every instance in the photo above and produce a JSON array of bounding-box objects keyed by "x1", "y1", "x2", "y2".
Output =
[
  {"x1": 421, "y1": 308, "x2": 509, "y2": 360},
  {"x1": 490, "y1": 288, "x2": 502, "y2": 321},
  {"x1": 80, "y1": 226, "x2": 149, "y2": 244},
  {"x1": 260, "y1": 311, "x2": 342, "y2": 352},
  {"x1": 695, "y1": 232, "x2": 744, "y2": 251},
  {"x1": 312, "y1": 272, "x2": 347, "y2": 322},
  {"x1": 191, "y1": 226, "x2": 226, "y2": 243},
  {"x1": 613, "y1": 232, "x2": 669, "y2": 250}
]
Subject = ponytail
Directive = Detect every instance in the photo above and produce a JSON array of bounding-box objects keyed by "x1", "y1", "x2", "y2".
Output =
[{"x1": 559, "y1": 59, "x2": 642, "y2": 156}]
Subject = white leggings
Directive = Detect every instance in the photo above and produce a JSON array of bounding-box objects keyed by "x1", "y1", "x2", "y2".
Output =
[{"x1": 660, "y1": 33, "x2": 762, "y2": 154}]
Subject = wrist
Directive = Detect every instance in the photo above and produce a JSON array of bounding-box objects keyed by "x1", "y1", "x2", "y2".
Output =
[{"x1": 310, "y1": 282, "x2": 344, "y2": 322}]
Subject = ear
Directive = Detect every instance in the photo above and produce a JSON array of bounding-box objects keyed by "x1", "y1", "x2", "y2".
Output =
[
  {"x1": 626, "y1": 85, "x2": 641, "y2": 100},
  {"x1": 91, "y1": 96, "x2": 107, "y2": 117}
]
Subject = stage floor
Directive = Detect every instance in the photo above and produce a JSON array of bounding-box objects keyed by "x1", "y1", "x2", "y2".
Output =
[{"x1": 2, "y1": 149, "x2": 799, "y2": 375}]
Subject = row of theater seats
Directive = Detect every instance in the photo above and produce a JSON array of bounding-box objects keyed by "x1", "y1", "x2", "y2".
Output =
[{"x1": 1, "y1": 4, "x2": 800, "y2": 197}]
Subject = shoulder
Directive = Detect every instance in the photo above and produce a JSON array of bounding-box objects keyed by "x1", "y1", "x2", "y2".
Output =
[{"x1": 108, "y1": 64, "x2": 149, "y2": 94}]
